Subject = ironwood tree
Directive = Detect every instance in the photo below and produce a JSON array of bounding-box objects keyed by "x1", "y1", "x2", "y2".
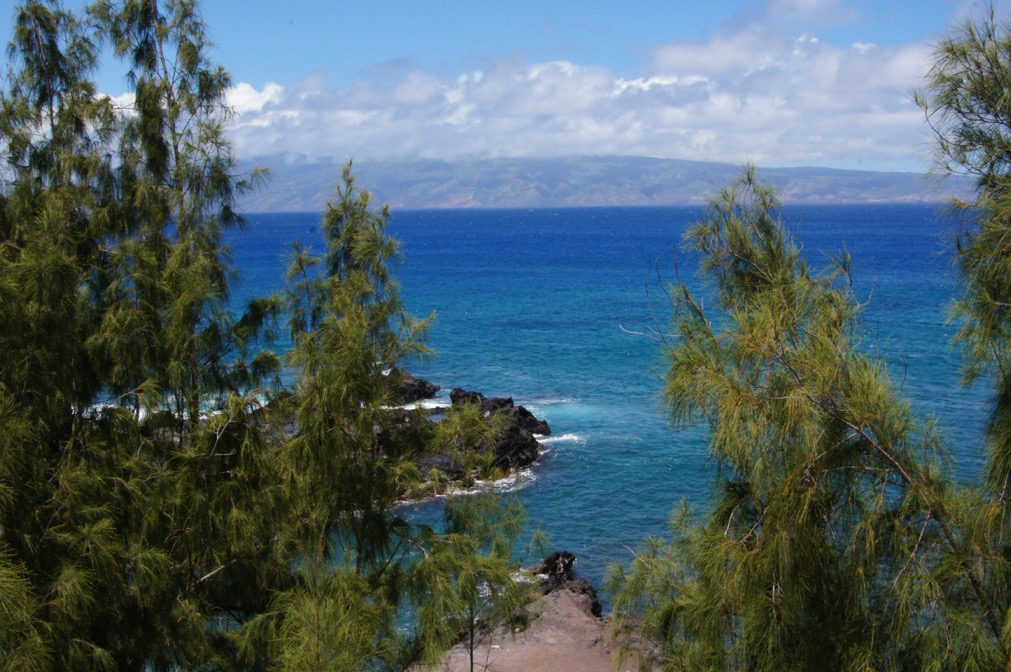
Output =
[
  {"x1": 0, "y1": 2, "x2": 529, "y2": 670},
  {"x1": 608, "y1": 9, "x2": 1011, "y2": 670},
  {"x1": 607, "y1": 169, "x2": 996, "y2": 671}
]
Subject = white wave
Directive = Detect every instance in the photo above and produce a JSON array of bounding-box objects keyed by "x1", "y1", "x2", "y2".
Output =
[
  {"x1": 528, "y1": 397, "x2": 575, "y2": 405},
  {"x1": 84, "y1": 402, "x2": 145, "y2": 420},
  {"x1": 538, "y1": 433, "x2": 584, "y2": 444},
  {"x1": 395, "y1": 469, "x2": 537, "y2": 507},
  {"x1": 409, "y1": 398, "x2": 449, "y2": 410},
  {"x1": 383, "y1": 397, "x2": 449, "y2": 411},
  {"x1": 448, "y1": 469, "x2": 536, "y2": 496}
]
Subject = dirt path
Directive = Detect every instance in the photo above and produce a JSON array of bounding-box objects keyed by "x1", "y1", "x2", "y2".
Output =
[{"x1": 437, "y1": 589, "x2": 641, "y2": 672}]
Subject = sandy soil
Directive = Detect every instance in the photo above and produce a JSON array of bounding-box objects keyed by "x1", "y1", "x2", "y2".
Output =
[{"x1": 436, "y1": 588, "x2": 642, "y2": 672}]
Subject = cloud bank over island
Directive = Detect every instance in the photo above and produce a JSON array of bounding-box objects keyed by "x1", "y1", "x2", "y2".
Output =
[{"x1": 225, "y1": 10, "x2": 934, "y2": 172}]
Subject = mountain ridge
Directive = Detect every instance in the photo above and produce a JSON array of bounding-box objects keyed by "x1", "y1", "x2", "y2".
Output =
[{"x1": 236, "y1": 155, "x2": 972, "y2": 212}]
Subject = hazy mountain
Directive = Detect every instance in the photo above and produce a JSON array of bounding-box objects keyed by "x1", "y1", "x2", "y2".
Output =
[{"x1": 236, "y1": 155, "x2": 972, "y2": 212}]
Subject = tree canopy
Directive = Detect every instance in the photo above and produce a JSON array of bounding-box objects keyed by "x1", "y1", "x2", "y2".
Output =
[
  {"x1": 0, "y1": 2, "x2": 533, "y2": 669},
  {"x1": 609, "y1": 8, "x2": 1011, "y2": 671},
  {"x1": 10, "y1": 1, "x2": 1011, "y2": 671}
]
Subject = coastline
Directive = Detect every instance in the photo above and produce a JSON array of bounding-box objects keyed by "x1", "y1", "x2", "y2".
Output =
[
  {"x1": 436, "y1": 552, "x2": 650, "y2": 672},
  {"x1": 393, "y1": 375, "x2": 552, "y2": 502}
]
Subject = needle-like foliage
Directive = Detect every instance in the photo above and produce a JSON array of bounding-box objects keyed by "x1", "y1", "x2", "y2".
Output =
[
  {"x1": 918, "y1": 5, "x2": 1011, "y2": 666},
  {"x1": 609, "y1": 168, "x2": 1005, "y2": 671},
  {"x1": 0, "y1": 3, "x2": 530, "y2": 663}
]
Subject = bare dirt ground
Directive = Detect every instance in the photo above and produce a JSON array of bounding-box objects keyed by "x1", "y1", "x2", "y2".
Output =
[{"x1": 436, "y1": 588, "x2": 643, "y2": 672}]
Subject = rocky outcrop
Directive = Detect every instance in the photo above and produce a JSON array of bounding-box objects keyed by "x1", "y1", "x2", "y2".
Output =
[
  {"x1": 538, "y1": 551, "x2": 576, "y2": 591},
  {"x1": 449, "y1": 387, "x2": 484, "y2": 406},
  {"x1": 399, "y1": 373, "x2": 440, "y2": 403},
  {"x1": 389, "y1": 378, "x2": 553, "y2": 497},
  {"x1": 447, "y1": 387, "x2": 551, "y2": 471},
  {"x1": 494, "y1": 424, "x2": 541, "y2": 470},
  {"x1": 449, "y1": 388, "x2": 551, "y2": 436},
  {"x1": 535, "y1": 551, "x2": 602, "y2": 617}
]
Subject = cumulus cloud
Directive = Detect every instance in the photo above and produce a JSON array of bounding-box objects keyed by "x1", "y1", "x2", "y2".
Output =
[
  {"x1": 225, "y1": 16, "x2": 935, "y2": 171},
  {"x1": 228, "y1": 81, "x2": 284, "y2": 115}
]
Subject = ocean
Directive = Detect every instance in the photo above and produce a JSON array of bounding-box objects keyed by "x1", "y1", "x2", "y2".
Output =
[{"x1": 230, "y1": 203, "x2": 990, "y2": 603}]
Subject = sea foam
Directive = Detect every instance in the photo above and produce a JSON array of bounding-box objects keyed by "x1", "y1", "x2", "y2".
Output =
[{"x1": 538, "y1": 433, "x2": 584, "y2": 444}]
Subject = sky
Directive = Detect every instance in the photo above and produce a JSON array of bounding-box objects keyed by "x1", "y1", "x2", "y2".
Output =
[{"x1": 1, "y1": 0, "x2": 1007, "y2": 172}]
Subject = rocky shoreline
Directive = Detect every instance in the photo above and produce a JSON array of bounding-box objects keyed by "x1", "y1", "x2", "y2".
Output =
[
  {"x1": 396, "y1": 373, "x2": 551, "y2": 493},
  {"x1": 398, "y1": 377, "x2": 641, "y2": 671}
]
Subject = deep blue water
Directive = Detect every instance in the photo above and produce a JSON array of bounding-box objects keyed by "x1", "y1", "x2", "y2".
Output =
[{"x1": 230, "y1": 204, "x2": 990, "y2": 602}]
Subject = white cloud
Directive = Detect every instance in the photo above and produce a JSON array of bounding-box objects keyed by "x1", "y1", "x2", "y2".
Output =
[
  {"x1": 225, "y1": 20, "x2": 936, "y2": 171},
  {"x1": 227, "y1": 81, "x2": 283, "y2": 114},
  {"x1": 105, "y1": 91, "x2": 136, "y2": 111}
]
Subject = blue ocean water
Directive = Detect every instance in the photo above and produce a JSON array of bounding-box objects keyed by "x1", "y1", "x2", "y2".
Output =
[{"x1": 230, "y1": 204, "x2": 990, "y2": 602}]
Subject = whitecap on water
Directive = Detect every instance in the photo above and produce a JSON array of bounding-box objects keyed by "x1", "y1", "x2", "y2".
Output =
[
  {"x1": 529, "y1": 397, "x2": 574, "y2": 405},
  {"x1": 382, "y1": 397, "x2": 450, "y2": 411},
  {"x1": 538, "y1": 433, "x2": 584, "y2": 444},
  {"x1": 448, "y1": 469, "x2": 536, "y2": 496},
  {"x1": 394, "y1": 469, "x2": 537, "y2": 508}
]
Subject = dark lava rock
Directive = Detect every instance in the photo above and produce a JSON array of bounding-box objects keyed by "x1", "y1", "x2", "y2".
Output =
[
  {"x1": 481, "y1": 395, "x2": 514, "y2": 413},
  {"x1": 417, "y1": 455, "x2": 464, "y2": 480},
  {"x1": 450, "y1": 388, "x2": 551, "y2": 436},
  {"x1": 540, "y1": 551, "x2": 576, "y2": 586},
  {"x1": 536, "y1": 551, "x2": 602, "y2": 617},
  {"x1": 400, "y1": 374, "x2": 440, "y2": 403},
  {"x1": 494, "y1": 425, "x2": 540, "y2": 470},
  {"x1": 507, "y1": 404, "x2": 551, "y2": 436},
  {"x1": 564, "y1": 578, "x2": 602, "y2": 617},
  {"x1": 450, "y1": 387, "x2": 485, "y2": 405}
]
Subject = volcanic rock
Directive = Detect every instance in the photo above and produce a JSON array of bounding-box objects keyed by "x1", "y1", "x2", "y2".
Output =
[
  {"x1": 399, "y1": 373, "x2": 440, "y2": 403},
  {"x1": 450, "y1": 387, "x2": 485, "y2": 405},
  {"x1": 536, "y1": 551, "x2": 602, "y2": 618},
  {"x1": 450, "y1": 388, "x2": 551, "y2": 436},
  {"x1": 494, "y1": 424, "x2": 541, "y2": 470}
]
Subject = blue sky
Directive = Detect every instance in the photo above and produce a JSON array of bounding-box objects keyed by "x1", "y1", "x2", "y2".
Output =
[
  {"x1": 129, "y1": 0, "x2": 970, "y2": 89},
  {"x1": 1, "y1": 0, "x2": 1005, "y2": 171}
]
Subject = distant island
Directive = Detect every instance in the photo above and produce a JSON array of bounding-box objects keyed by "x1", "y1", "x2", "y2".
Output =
[{"x1": 236, "y1": 154, "x2": 972, "y2": 211}]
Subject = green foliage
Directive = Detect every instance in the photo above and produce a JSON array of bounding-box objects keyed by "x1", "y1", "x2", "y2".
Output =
[
  {"x1": 916, "y1": 8, "x2": 1011, "y2": 192},
  {"x1": 608, "y1": 169, "x2": 1006, "y2": 671},
  {"x1": 414, "y1": 494, "x2": 538, "y2": 672},
  {"x1": 84, "y1": 0, "x2": 277, "y2": 429},
  {"x1": 266, "y1": 569, "x2": 396, "y2": 672},
  {"x1": 433, "y1": 402, "x2": 510, "y2": 485},
  {"x1": 282, "y1": 162, "x2": 431, "y2": 572},
  {"x1": 0, "y1": 546, "x2": 47, "y2": 672},
  {"x1": 920, "y1": 9, "x2": 1011, "y2": 501},
  {"x1": 918, "y1": 7, "x2": 1011, "y2": 665},
  {"x1": 264, "y1": 165, "x2": 539, "y2": 671},
  {"x1": 0, "y1": 2, "x2": 518, "y2": 670}
]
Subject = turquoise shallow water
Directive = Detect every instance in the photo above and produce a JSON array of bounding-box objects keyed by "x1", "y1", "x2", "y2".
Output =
[{"x1": 231, "y1": 203, "x2": 990, "y2": 603}]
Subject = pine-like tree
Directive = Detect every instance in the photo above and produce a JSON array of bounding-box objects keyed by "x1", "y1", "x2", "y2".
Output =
[
  {"x1": 259, "y1": 163, "x2": 434, "y2": 670},
  {"x1": 918, "y1": 5, "x2": 1011, "y2": 664},
  {"x1": 0, "y1": 2, "x2": 124, "y2": 668},
  {"x1": 90, "y1": 0, "x2": 276, "y2": 427},
  {"x1": 418, "y1": 494, "x2": 536, "y2": 672},
  {"x1": 608, "y1": 169, "x2": 1003, "y2": 670},
  {"x1": 1, "y1": 2, "x2": 284, "y2": 668},
  {"x1": 0, "y1": 3, "x2": 579, "y2": 670}
]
